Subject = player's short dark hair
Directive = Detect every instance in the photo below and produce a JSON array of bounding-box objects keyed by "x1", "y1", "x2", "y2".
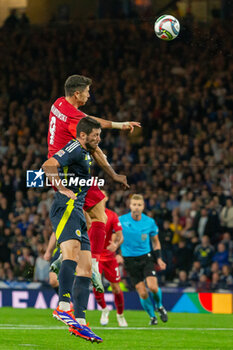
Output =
[
  {"x1": 76, "y1": 117, "x2": 101, "y2": 136},
  {"x1": 64, "y1": 75, "x2": 92, "y2": 96}
]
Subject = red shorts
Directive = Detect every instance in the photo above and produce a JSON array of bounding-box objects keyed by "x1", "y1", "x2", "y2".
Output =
[
  {"x1": 99, "y1": 256, "x2": 121, "y2": 283},
  {"x1": 83, "y1": 185, "x2": 105, "y2": 211}
]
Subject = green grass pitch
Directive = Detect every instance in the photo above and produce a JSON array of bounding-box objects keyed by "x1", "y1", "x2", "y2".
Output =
[{"x1": 0, "y1": 308, "x2": 232, "y2": 350}]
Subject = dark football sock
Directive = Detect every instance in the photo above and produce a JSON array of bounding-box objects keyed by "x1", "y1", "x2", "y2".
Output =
[
  {"x1": 58, "y1": 259, "x2": 77, "y2": 303},
  {"x1": 73, "y1": 276, "x2": 91, "y2": 319}
]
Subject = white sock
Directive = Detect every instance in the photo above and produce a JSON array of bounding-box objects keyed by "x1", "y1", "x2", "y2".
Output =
[
  {"x1": 76, "y1": 318, "x2": 86, "y2": 325},
  {"x1": 59, "y1": 301, "x2": 70, "y2": 311}
]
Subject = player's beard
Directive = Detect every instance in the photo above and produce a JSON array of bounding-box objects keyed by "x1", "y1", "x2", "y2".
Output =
[
  {"x1": 85, "y1": 134, "x2": 99, "y2": 151},
  {"x1": 85, "y1": 141, "x2": 98, "y2": 152}
]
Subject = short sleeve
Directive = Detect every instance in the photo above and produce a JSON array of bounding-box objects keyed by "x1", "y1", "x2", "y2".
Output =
[
  {"x1": 53, "y1": 141, "x2": 82, "y2": 168},
  {"x1": 68, "y1": 121, "x2": 79, "y2": 138},
  {"x1": 150, "y1": 218, "x2": 159, "y2": 237},
  {"x1": 112, "y1": 212, "x2": 122, "y2": 232}
]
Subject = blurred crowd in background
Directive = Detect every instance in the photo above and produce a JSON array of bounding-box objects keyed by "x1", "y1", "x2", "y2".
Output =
[{"x1": 0, "y1": 17, "x2": 233, "y2": 291}]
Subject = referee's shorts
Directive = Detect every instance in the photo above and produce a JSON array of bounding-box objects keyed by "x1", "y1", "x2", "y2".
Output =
[{"x1": 124, "y1": 252, "x2": 157, "y2": 286}]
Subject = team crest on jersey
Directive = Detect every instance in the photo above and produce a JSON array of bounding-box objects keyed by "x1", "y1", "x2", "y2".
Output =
[
  {"x1": 75, "y1": 229, "x2": 81, "y2": 237},
  {"x1": 141, "y1": 233, "x2": 147, "y2": 241},
  {"x1": 56, "y1": 150, "x2": 65, "y2": 157}
]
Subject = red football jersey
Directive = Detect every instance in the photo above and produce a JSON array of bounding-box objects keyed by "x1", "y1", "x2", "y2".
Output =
[
  {"x1": 47, "y1": 97, "x2": 86, "y2": 158},
  {"x1": 100, "y1": 208, "x2": 123, "y2": 261}
]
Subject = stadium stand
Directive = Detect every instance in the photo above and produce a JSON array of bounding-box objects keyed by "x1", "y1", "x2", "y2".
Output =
[{"x1": 0, "y1": 17, "x2": 233, "y2": 291}]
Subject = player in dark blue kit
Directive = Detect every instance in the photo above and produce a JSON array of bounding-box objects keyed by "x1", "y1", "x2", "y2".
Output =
[
  {"x1": 42, "y1": 117, "x2": 103, "y2": 343},
  {"x1": 119, "y1": 194, "x2": 168, "y2": 325}
]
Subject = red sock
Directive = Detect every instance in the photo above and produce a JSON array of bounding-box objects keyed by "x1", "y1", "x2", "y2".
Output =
[
  {"x1": 114, "y1": 290, "x2": 124, "y2": 314},
  {"x1": 93, "y1": 288, "x2": 107, "y2": 309},
  {"x1": 88, "y1": 222, "x2": 106, "y2": 261}
]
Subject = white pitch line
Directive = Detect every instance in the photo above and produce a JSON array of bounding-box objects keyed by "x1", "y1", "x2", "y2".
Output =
[
  {"x1": 0, "y1": 325, "x2": 233, "y2": 331},
  {"x1": 19, "y1": 345, "x2": 40, "y2": 347},
  {"x1": 96, "y1": 327, "x2": 233, "y2": 331}
]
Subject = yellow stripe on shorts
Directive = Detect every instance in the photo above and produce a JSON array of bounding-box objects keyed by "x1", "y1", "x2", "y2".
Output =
[
  {"x1": 52, "y1": 245, "x2": 58, "y2": 257},
  {"x1": 55, "y1": 195, "x2": 77, "y2": 241}
]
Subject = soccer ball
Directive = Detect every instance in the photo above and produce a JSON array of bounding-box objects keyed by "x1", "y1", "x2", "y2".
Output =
[{"x1": 154, "y1": 15, "x2": 180, "y2": 41}]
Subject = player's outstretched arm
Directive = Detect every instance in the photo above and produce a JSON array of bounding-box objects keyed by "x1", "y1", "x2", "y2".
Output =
[
  {"x1": 92, "y1": 146, "x2": 129, "y2": 189},
  {"x1": 42, "y1": 157, "x2": 77, "y2": 200},
  {"x1": 90, "y1": 116, "x2": 141, "y2": 133}
]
